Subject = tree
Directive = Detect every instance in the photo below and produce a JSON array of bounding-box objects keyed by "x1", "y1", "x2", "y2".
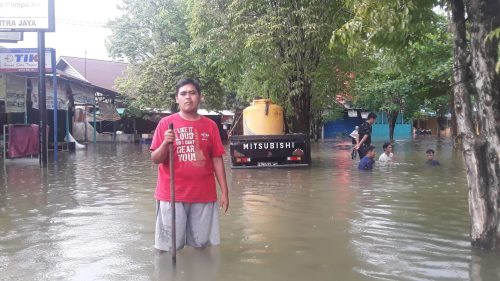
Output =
[
  {"x1": 334, "y1": 0, "x2": 500, "y2": 249},
  {"x1": 309, "y1": 46, "x2": 362, "y2": 141},
  {"x1": 348, "y1": 16, "x2": 453, "y2": 141},
  {"x1": 190, "y1": 0, "x2": 350, "y2": 135},
  {"x1": 354, "y1": 72, "x2": 412, "y2": 141},
  {"x1": 114, "y1": 45, "x2": 196, "y2": 111},
  {"x1": 448, "y1": 0, "x2": 500, "y2": 249},
  {"x1": 107, "y1": 0, "x2": 226, "y2": 112},
  {"x1": 106, "y1": 0, "x2": 190, "y2": 62}
]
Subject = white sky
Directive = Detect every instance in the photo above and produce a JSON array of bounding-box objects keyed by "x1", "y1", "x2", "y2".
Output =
[{"x1": 2, "y1": 0, "x2": 124, "y2": 60}]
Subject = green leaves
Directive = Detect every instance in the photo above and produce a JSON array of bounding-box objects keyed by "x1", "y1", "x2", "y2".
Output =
[
  {"x1": 347, "y1": 14, "x2": 453, "y2": 122},
  {"x1": 485, "y1": 27, "x2": 500, "y2": 73},
  {"x1": 107, "y1": 0, "x2": 227, "y2": 112},
  {"x1": 330, "y1": 0, "x2": 454, "y2": 129},
  {"x1": 485, "y1": 27, "x2": 500, "y2": 42},
  {"x1": 106, "y1": 0, "x2": 190, "y2": 63},
  {"x1": 107, "y1": 0, "x2": 456, "y2": 134},
  {"x1": 332, "y1": 0, "x2": 437, "y2": 54},
  {"x1": 191, "y1": 0, "x2": 349, "y2": 131}
]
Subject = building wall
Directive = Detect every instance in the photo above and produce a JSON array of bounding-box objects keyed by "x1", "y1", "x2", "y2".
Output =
[
  {"x1": 323, "y1": 111, "x2": 412, "y2": 140},
  {"x1": 414, "y1": 117, "x2": 452, "y2": 137},
  {"x1": 372, "y1": 124, "x2": 412, "y2": 140},
  {"x1": 323, "y1": 115, "x2": 363, "y2": 138}
]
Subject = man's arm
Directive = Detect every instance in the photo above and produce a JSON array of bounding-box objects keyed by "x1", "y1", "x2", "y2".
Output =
[
  {"x1": 151, "y1": 129, "x2": 174, "y2": 164},
  {"x1": 355, "y1": 134, "x2": 368, "y2": 150},
  {"x1": 212, "y1": 157, "x2": 229, "y2": 213}
]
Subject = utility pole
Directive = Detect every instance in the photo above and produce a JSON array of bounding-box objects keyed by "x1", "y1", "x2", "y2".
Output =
[{"x1": 38, "y1": 31, "x2": 48, "y2": 167}]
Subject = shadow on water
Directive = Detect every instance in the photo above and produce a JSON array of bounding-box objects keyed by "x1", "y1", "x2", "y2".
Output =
[{"x1": 0, "y1": 139, "x2": 499, "y2": 281}]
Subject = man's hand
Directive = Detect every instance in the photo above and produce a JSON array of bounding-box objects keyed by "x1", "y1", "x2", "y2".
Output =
[
  {"x1": 163, "y1": 129, "x2": 175, "y2": 144},
  {"x1": 220, "y1": 192, "x2": 229, "y2": 214}
]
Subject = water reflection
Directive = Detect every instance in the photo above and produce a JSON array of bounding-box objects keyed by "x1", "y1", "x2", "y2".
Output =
[
  {"x1": 0, "y1": 140, "x2": 499, "y2": 281},
  {"x1": 470, "y1": 250, "x2": 500, "y2": 281},
  {"x1": 154, "y1": 248, "x2": 220, "y2": 281}
]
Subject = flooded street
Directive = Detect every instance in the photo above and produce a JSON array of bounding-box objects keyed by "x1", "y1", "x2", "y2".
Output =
[{"x1": 1, "y1": 139, "x2": 499, "y2": 281}]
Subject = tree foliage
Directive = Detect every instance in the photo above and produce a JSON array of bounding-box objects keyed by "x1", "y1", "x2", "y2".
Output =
[
  {"x1": 335, "y1": 5, "x2": 452, "y2": 140},
  {"x1": 485, "y1": 27, "x2": 500, "y2": 73},
  {"x1": 332, "y1": 0, "x2": 438, "y2": 54},
  {"x1": 190, "y1": 0, "x2": 351, "y2": 134},
  {"x1": 106, "y1": 0, "x2": 190, "y2": 62},
  {"x1": 107, "y1": 0, "x2": 226, "y2": 113},
  {"x1": 354, "y1": 17, "x2": 452, "y2": 113}
]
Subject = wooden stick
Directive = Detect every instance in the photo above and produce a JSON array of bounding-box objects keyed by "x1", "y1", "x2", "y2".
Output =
[{"x1": 168, "y1": 123, "x2": 176, "y2": 264}]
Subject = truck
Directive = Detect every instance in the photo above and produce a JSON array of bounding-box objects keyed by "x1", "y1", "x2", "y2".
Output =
[{"x1": 228, "y1": 99, "x2": 310, "y2": 168}]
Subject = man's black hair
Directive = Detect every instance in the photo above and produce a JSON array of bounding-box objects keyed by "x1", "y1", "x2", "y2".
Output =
[
  {"x1": 383, "y1": 142, "x2": 391, "y2": 150},
  {"x1": 176, "y1": 77, "x2": 201, "y2": 95},
  {"x1": 367, "y1": 145, "x2": 376, "y2": 152},
  {"x1": 367, "y1": 112, "x2": 377, "y2": 120},
  {"x1": 426, "y1": 149, "x2": 435, "y2": 154}
]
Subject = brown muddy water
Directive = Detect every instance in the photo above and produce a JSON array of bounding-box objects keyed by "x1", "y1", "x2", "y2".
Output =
[{"x1": 1, "y1": 138, "x2": 499, "y2": 281}]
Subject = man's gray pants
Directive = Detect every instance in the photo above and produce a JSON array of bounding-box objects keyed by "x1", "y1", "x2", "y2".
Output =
[{"x1": 155, "y1": 201, "x2": 220, "y2": 252}]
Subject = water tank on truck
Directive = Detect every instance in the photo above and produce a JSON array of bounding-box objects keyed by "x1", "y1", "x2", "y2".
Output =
[
  {"x1": 229, "y1": 99, "x2": 310, "y2": 168},
  {"x1": 243, "y1": 99, "x2": 285, "y2": 135}
]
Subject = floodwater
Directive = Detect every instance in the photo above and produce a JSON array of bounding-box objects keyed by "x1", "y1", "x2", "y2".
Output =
[{"x1": 1, "y1": 138, "x2": 499, "y2": 281}]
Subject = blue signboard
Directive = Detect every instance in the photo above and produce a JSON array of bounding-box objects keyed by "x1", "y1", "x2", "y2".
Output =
[{"x1": 0, "y1": 48, "x2": 53, "y2": 72}]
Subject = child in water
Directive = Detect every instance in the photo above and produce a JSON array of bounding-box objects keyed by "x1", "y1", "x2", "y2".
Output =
[
  {"x1": 378, "y1": 142, "x2": 394, "y2": 163},
  {"x1": 358, "y1": 145, "x2": 376, "y2": 170},
  {"x1": 425, "y1": 149, "x2": 440, "y2": 166}
]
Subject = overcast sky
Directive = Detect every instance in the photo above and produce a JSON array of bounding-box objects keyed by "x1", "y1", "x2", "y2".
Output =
[{"x1": 2, "y1": 0, "x2": 123, "y2": 60}]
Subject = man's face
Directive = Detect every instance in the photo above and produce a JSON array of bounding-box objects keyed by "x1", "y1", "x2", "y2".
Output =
[
  {"x1": 367, "y1": 117, "x2": 376, "y2": 124},
  {"x1": 385, "y1": 145, "x2": 393, "y2": 154},
  {"x1": 176, "y1": 84, "x2": 201, "y2": 114},
  {"x1": 368, "y1": 150, "x2": 376, "y2": 158},
  {"x1": 426, "y1": 153, "x2": 434, "y2": 160}
]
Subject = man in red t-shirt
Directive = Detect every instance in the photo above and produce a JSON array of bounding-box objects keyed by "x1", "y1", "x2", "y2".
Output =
[{"x1": 150, "y1": 78, "x2": 229, "y2": 252}]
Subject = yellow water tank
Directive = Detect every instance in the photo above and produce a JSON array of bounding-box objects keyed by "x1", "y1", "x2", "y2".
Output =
[{"x1": 243, "y1": 99, "x2": 285, "y2": 135}]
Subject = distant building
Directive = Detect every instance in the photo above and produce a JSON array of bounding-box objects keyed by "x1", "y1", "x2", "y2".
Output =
[
  {"x1": 57, "y1": 56, "x2": 127, "y2": 94},
  {"x1": 323, "y1": 110, "x2": 412, "y2": 140},
  {"x1": 413, "y1": 113, "x2": 452, "y2": 137}
]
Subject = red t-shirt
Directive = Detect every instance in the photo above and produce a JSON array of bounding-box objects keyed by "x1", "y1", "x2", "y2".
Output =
[{"x1": 150, "y1": 113, "x2": 225, "y2": 202}]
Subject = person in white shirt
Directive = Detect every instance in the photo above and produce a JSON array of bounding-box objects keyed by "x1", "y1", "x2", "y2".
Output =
[
  {"x1": 378, "y1": 142, "x2": 394, "y2": 163},
  {"x1": 349, "y1": 126, "x2": 359, "y2": 145},
  {"x1": 349, "y1": 126, "x2": 360, "y2": 159}
]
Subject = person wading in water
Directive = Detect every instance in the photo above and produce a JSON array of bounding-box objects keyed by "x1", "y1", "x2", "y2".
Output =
[
  {"x1": 354, "y1": 112, "x2": 377, "y2": 159},
  {"x1": 150, "y1": 78, "x2": 229, "y2": 253}
]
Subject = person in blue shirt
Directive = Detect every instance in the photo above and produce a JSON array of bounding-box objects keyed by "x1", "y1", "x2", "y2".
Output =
[
  {"x1": 425, "y1": 149, "x2": 440, "y2": 166},
  {"x1": 358, "y1": 145, "x2": 376, "y2": 170}
]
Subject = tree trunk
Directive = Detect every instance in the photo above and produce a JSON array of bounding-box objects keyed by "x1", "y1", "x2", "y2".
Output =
[
  {"x1": 450, "y1": 0, "x2": 500, "y2": 250},
  {"x1": 437, "y1": 116, "x2": 444, "y2": 138},
  {"x1": 311, "y1": 113, "x2": 322, "y2": 142},
  {"x1": 317, "y1": 117, "x2": 322, "y2": 141},
  {"x1": 229, "y1": 110, "x2": 243, "y2": 137},
  {"x1": 288, "y1": 78, "x2": 312, "y2": 163},
  {"x1": 450, "y1": 93, "x2": 460, "y2": 147},
  {"x1": 469, "y1": 0, "x2": 500, "y2": 249},
  {"x1": 289, "y1": 80, "x2": 312, "y2": 136},
  {"x1": 387, "y1": 110, "x2": 399, "y2": 142}
]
